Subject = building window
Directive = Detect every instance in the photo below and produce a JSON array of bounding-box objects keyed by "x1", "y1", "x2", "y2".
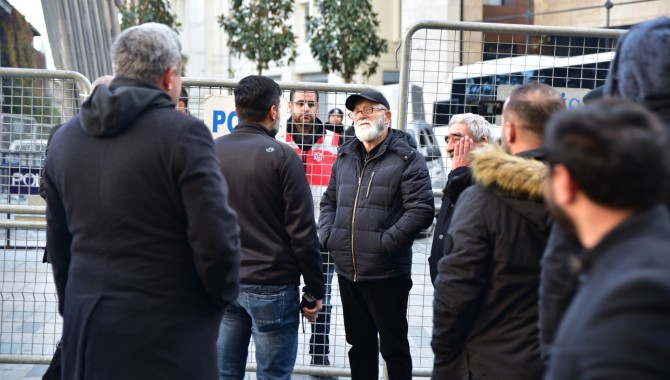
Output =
[
  {"x1": 484, "y1": 0, "x2": 504, "y2": 5},
  {"x1": 383, "y1": 71, "x2": 400, "y2": 85}
]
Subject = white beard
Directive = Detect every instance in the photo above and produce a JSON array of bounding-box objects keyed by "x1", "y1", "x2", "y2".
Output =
[{"x1": 355, "y1": 115, "x2": 385, "y2": 142}]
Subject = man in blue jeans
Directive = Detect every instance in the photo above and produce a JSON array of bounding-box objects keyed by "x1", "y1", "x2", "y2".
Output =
[{"x1": 214, "y1": 75, "x2": 325, "y2": 380}]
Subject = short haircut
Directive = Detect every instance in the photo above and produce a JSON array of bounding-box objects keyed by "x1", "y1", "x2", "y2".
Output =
[
  {"x1": 235, "y1": 75, "x2": 281, "y2": 123},
  {"x1": 545, "y1": 99, "x2": 669, "y2": 210},
  {"x1": 448, "y1": 113, "x2": 494, "y2": 143},
  {"x1": 110, "y1": 23, "x2": 182, "y2": 85},
  {"x1": 504, "y1": 82, "x2": 566, "y2": 137},
  {"x1": 290, "y1": 90, "x2": 319, "y2": 102},
  {"x1": 329, "y1": 108, "x2": 343, "y2": 116}
]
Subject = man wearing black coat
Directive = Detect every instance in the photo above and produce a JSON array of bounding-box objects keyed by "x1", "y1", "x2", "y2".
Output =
[
  {"x1": 319, "y1": 89, "x2": 434, "y2": 380},
  {"x1": 42, "y1": 23, "x2": 241, "y2": 380},
  {"x1": 432, "y1": 83, "x2": 565, "y2": 380},
  {"x1": 214, "y1": 75, "x2": 325, "y2": 380},
  {"x1": 428, "y1": 113, "x2": 493, "y2": 285},
  {"x1": 543, "y1": 100, "x2": 670, "y2": 379},
  {"x1": 539, "y1": 17, "x2": 670, "y2": 361}
]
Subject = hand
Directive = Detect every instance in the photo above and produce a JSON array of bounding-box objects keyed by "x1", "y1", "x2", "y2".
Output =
[
  {"x1": 302, "y1": 299, "x2": 323, "y2": 322},
  {"x1": 452, "y1": 137, "x2": 475, "y2": 169}
]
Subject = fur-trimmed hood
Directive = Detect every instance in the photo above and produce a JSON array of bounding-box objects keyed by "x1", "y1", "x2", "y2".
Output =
[
  {"x1": 470, "y1": 144, "x2": 549, "y2": 230},
  {"x1": 470, "y1": 144, "x2": 547, "y2": 200}
]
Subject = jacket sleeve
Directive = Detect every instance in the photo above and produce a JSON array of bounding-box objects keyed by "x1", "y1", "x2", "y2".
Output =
[
  {"x1": 176, "y1": 120, "x2": 241, "y2": 308},
  {"x1": 281, "y1": 150, "x2": 325, "y2": 299},
  {"x1": 43, "y1": 156, "x2": 71, "y2": 316},
  {"x1": 381, "y1": 151, "x2": 435, "y2": 254},
  {"x1": 539, "y1": 223, "x2": 580, "y2": 362},
  {"x1": 318, "y1": 160, "x2": 338, "y2": 252},
  {"x1": 432, "y1": 186, "x2": 490, "y2": 377}
]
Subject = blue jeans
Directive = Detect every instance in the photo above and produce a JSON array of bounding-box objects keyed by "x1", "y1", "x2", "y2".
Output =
[{"x1": 217, "y1": 284, "x2": 300, "y2": 380}]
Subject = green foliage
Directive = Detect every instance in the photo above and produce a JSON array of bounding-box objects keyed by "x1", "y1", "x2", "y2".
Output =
[
  {"x1": 308, "y1": 0, "x2": 388, "y2": 83},
  {"x1": 219, "y1": 0, "x2": 297, "y2": 75},
  {"x1": 0, "y1": 8, "x2": 37, "y2": 68},
  {"x1": 118, "y1": 0, "x2": 181, "y2": 32}
]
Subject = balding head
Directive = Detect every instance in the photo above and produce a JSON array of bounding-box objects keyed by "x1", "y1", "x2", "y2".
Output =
[{"x1": 501, "y1": 82, "x2": 566, "y2": 154}]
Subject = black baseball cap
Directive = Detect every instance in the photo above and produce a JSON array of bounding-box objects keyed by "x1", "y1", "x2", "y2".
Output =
[{"x1": 345, "y1": 89, "x2": 390, "y2": 111}]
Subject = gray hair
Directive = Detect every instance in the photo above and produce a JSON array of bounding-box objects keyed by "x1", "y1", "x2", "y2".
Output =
[
  {"x1": 448, "y1": 113, "x2": 494, "y2": 143},
  {"x1": 110, "y1": 23, "x2": 182, "y2": 84}
]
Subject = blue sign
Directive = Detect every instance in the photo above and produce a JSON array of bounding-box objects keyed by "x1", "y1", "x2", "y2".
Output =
[
  {"x1": 212, "y1": 110, "x2": 238, "y2": 133},
  {"x1": 7, "y1": 166, "x2": 41, "y2": 195}
]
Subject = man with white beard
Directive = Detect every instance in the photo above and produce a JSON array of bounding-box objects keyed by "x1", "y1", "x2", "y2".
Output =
[{"x1": 319, "y1": 89, "x2": 434, "y2": 380}]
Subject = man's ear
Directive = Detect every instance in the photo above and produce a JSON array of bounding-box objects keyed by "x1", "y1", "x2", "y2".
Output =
[
  {"x1": 160, "y1": 66, "x2": 176, "y2": 92},
  {"x1": 505, "y1": 121, "x2": 516, "y2": 145},
  {"x1": 384, "y1": 110, "x2": 392, "y2": 127},
  {"x1": 268, "y1": 104, "x2": 278, "y2": 123},
  {"x1": 551, "y1": 164, "x2": 578, "y2": 206}
]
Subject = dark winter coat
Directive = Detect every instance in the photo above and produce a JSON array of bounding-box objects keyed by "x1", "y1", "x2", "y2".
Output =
[
  {"x1": 213, "y1": 123, "x2": 325, "y2": 299},
  {"x1": 545, "y1": 205, "x2": 670, "y2": 380},
  {"x1": 43, "y1": 77, "x2": 241, "y2": 380},
  {"x1": 432, "y1": 145, "x2": 550, "y2": 380},
  {"x1": 319, "y1": 128, "x2": 434, "y2": 282},
  {"x1": 540, "y1": 17, "x2": 670, "y2": 360},
  {"x1": 428, "y1": 165, "x2": 473, "y2": 285}
]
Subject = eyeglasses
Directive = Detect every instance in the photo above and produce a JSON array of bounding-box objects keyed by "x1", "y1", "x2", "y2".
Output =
[{"x1": 348, "y1": 106, "x2": 387, "y2": 120}]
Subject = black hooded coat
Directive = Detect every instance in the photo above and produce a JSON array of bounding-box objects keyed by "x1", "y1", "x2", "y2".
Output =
[
  {"x1": 539, "y1": 17, "x2": 670, "y2": 363},
  {"x1": 432, "y1": 145, "x2": 550, "y2": 380},
  {"x1": 42, "y1": 77, "x2": 241, "y2": 380}
]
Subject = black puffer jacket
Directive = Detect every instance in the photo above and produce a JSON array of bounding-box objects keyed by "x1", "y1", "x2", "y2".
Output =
[
  {"x1": 319, "y1": 128, "x2": 434, "y2": 281},
  {"x1": 428, "y1": 166, "x2": 473, "y2": 285},
  {"x1": 432, "y1": 145, "x2": 550, "y2": 380}
]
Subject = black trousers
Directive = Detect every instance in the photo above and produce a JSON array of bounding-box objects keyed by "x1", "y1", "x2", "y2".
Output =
[{"x1": 338, "y1": 275, "x2": 413, "y2": 380}]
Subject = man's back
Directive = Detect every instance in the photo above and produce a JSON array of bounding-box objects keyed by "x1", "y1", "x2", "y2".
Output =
[
  {"x1": 214, "y1": 123, "x2": 323, "y2": 290},
  {"x1": 44, "y1": 78, "x2": 241, "y2": 380}
]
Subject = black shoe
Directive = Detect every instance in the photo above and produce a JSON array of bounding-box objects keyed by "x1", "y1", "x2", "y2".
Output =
[{"x1": 310, "y1": 355, "x2": 330, "y2": 366}]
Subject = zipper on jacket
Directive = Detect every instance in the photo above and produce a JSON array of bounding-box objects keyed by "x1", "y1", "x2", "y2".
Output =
[
  {"x1": 350, "y1": 149, "x2": 385, "y2": 281},
  {"x1": 365, "y1": 171, "x2": 375, "y2": 198},
  {"x1": 351, "y1": 172, "x2": 363, "y2": 281}
]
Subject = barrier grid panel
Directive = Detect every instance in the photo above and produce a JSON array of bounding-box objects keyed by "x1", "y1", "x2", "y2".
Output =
[{"x1": 1, "y1": 68, "x2": 89, "y2": 362}]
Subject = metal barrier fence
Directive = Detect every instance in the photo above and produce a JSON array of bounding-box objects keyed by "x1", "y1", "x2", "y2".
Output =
[
  {"x1": 0, "y1": 20, "x2": 628, "y2": 378},
  {"x1": 0, "y1": 68, "x2": 90, "y2": 366}
]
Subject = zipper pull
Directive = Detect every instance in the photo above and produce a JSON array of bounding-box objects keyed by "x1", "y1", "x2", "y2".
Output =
[{"x1": 366, "y1": 171, "x2": 376, "y2": 198}]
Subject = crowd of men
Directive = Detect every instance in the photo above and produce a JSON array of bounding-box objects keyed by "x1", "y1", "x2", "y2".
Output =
[{"x1": 39, "y1": 15, "x2": 670, "y2": 380}]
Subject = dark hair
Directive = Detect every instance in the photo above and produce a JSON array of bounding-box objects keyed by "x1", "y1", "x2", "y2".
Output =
[
  {"x1": 545, "y1": 99, "x2": 669, "y2": 210},
  {"x1": 505, "y1": 82, "x2": 566, "y2": 137},
  {"x1": 329, "y1": 108, "x2": 343, "y2": 116},
  {"x1": 179, "y1": 87, "x2": 189, "y2": 107},
  {"x1": 289, "y1": 89, "x2": 319, "y2": 102},
  {"x1": 235, "y1": 75, "x2": 281, "y2": 123}
]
